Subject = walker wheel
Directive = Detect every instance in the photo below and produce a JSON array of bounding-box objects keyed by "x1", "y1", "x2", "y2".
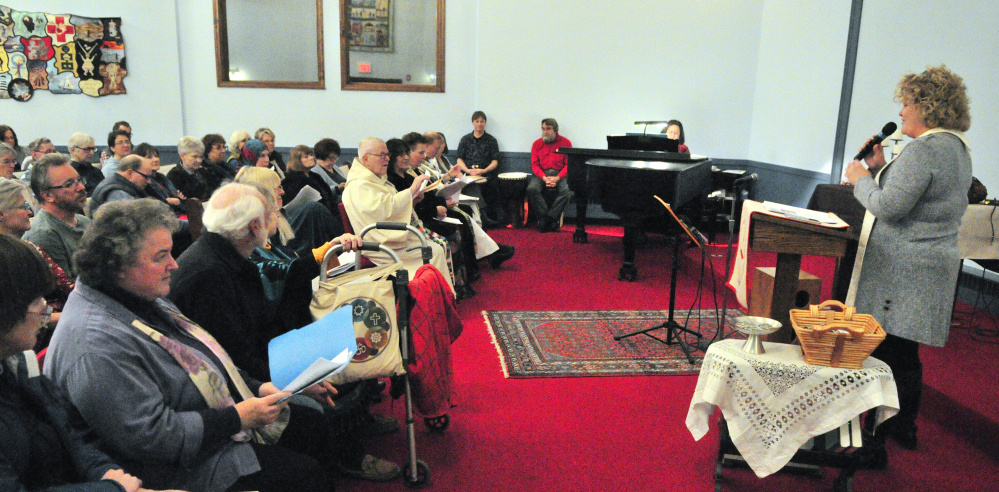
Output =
[
  {"x1": 402, "y1": 459, "x2": 430, "y2": 488},
  {"x1": 424, "y1": 414, "x2": 450, "y2": 432}
]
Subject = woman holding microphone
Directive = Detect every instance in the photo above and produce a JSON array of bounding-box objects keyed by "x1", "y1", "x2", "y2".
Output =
[{"x1": 844, "y1": 65, "x2": 972, "y2": 451}]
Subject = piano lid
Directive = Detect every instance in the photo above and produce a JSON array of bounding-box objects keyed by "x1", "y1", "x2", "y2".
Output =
[
  {"x1": 585, "y1": 158, "x2": 708, "y2": 171},
  {"x1": 557, "y1": 146, "x2": 710, "y2": 164}
]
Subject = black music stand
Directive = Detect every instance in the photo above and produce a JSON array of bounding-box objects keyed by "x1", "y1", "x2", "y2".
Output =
[{"x1": 614, "y1": 199, "x2": 704, "y2": 363}]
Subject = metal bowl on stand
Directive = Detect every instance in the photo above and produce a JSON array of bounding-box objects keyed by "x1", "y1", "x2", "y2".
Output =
[{"x1": 733, "y1": 316, "x2": 782, "y2": 355}]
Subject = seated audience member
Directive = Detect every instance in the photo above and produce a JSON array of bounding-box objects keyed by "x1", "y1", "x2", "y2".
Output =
[
  {"x1": 67, "y1": 132, "x2": 105, "y2": 195},
  {"x1": 133, "y1": 143, "x2": 186, "y2": 215},
  {"x1": 342, "y1": 137, "x2": 455, "y2": 294},
  {"x1": 0, "y1": 180, "x2": 74, "y2": 348},
  {"x1": 90, "y1": 154, "x2": 153, "y2": 213},
  {"x1": 311, "y1": 138, "x2": 347, "y2": 200},
  {"x1": 200, "y1": 133, "x2": 236, "y2": 193},
  {"x1": 0, "y1": 124, "x2": 29, "y2": 167},
  {"x1": 100, "y1": 130, "x2": 133, "y2": 179},
  {"x1": 387, "y1": 138, "x2": 474, "y2": 299},
  {"x1": 662, "y1": 119, "x2": 690, "y2": 153},
  {"x1": 410, "y1": 132, "x2": 512, "y2": 270},
  {"x1": 527, "y1": 117, "x2": 574, "y2": 232},
  {"x1": 168, "y1": 136, "x2": 212, "y2": 201},
  {"x1": 226, "y1": 129, "x2": 251, "y2": 173},
  {"x1": 45, "y1": 198, "x2": 399, "y2": 491},
  {"x1": 238, "y1": 139, "x2": 280, "y2": 176},
  {"x1": 237, "y1": 167, "x2": 341, "y2": 255},
  {"x1": 0, "y1": 143, "x2": 16, "y2": 179},
  {"x1": 455, "y1": 111, "x2": 505, "y2": 227},
  {"x1": 99, "y1": 121, "x2": 132, "y2": 162},
  {"x1": 0, "y1": 235, "x2": 152, "y2": 492},
  {"x1": 18, "y1": 137, "x2": 56, "y2": 181},
  {"x1": 284, "y1": 145, "x2": 339, "y2": 216},
  {"x1": 23, "y1": 154, "x2": 91, "y2": 279},
  {"x1": 256, "y1": 127, "x2": 287, "y2": 174},
  {"x1": 424, "y1": 131, "x2": 456, "y2": 177}
]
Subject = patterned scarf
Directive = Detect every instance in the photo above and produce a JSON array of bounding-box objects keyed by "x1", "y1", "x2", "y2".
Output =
[{"x1": 130, "y1": 306, "x2": 289, "y2": 444}]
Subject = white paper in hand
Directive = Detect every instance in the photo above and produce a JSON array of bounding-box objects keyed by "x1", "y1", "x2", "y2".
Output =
[{"x1": 284, "y1": 185, "x2": 322, "y2": 214}]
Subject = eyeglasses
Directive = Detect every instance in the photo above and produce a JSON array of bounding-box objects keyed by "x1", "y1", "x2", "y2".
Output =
[
  {"x1": 27, "y1": 303, "x2": 52, "y2": 327},
  {"x1": 367, "y1": 152, "x2": 390, "y2": 160},
  {"x1": 0, "y1": 159, "x2": 15, "y2": 166},
  {"x1": 134, "y1": 170, "x2": 152, "y2": 179},
  {"x1": 45, "y1": 177, "x2": 86, "y2": 190},
  {"x1": 76, "y1": 146, "x2": 96, "y2": 152},
  {"x1": 4, "y1": 202, "x2": 33, "y2": 212}
]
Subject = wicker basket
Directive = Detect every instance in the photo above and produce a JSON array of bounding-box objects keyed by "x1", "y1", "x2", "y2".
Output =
[{"x1": 789, "y1": 300, "x2": 886, "y2": 369}]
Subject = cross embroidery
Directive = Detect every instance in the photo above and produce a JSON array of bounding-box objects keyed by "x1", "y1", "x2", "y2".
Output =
[
  {"x1": 368, "y1": 312, "x2": 382, "y2": 324},
  {"x1": 45, "y1": 16, "x2": 75, "y2": 43}
]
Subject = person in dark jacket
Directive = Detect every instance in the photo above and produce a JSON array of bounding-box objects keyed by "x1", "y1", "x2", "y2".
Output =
[
  {"x1": 67, "y1": 132, "x2": 105, "y2": 196},
  {"x1": 89, "y1": 154, "x2": 152, "y2": 214},
  {"x1": 0, "y1": 234, "x2": 147, "y2": 491},
  {"x1": 200, "y1": 133, "x2": 236, "y2": 194},
  {"x1": 168, "y1": 137, "x2": 211, "y2": 201}
]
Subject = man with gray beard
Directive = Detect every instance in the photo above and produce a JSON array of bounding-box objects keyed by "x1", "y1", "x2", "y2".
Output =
[{"x1": 526, "y1": 117, "x2": 573, "y2": 232}]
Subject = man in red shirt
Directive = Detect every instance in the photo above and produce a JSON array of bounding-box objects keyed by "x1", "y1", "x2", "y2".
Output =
[{"x1": 527, "y1": 118, "x2": 573, "y2": 232}]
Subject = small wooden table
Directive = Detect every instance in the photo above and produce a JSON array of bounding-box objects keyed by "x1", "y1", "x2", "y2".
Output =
[{"x1": 686, "y1": 340, "x2": 898, "y2": 491}]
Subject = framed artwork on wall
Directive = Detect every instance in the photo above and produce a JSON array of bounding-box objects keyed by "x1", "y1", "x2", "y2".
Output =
[{"x1": 348, "y1": 0, "x2": 392, "y2": 53}]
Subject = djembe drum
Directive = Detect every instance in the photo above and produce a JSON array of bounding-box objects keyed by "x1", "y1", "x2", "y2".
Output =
[{"x1": 497, "y1": 171, "x2": 529, "y2": 228}]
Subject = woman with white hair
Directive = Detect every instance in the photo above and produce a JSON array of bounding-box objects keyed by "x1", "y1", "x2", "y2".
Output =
[
  {"x1": 0, "y1": 143, "x2": 16, "y2": 180},
  {"x1": 67, "y1": 132, "x2": 104, "y2": 196},
  {"x1": 226, "y1": 129, "x2": 250, "y2": 174},
  {"x1": 0, "y1": 180, "x2": 73, "y2": 348},
  {"x1": 168, "y1": 136, "x2": 211, "y2": 201},
  {"x1": 235, "y1": 167, "x2": 338, "y2": 251}
]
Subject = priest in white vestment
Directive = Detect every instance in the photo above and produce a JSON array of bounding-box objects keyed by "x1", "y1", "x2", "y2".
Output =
[{"x1": 342, "y1": 137, "x2": 455, "y2": 294}]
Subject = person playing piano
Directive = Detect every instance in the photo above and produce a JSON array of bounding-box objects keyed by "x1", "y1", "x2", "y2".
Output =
[
  {"x1": 662, "y1": 119, "x2": 690, "y2": 154},
  {"x1": 526, "y1": 118, "x2": 574, "y2": 232}
]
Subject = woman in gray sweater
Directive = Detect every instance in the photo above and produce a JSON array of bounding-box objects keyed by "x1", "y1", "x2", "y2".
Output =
[{"x1": 845, "y1": 65, "x2": 972, "y2": 451}]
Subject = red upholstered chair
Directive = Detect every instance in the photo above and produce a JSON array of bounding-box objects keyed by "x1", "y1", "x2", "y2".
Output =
[
  {"x1": 35, "y1": 348, "x2": 46, "y2": 370},
  {"x1": 338, "y1": 202, "x2": 354, "y2": 234},
  {"x1": 337, "y1": 202, "x2": 376, "y2": 269}
]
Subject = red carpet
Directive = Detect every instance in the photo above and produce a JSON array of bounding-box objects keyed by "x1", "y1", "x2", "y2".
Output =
[{"x1": 343, "y1": 224, "x2": 999, "y2": 491}]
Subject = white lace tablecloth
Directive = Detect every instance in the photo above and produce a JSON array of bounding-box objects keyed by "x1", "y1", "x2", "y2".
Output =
[{"x1": 686, "y1": 339, "x2": 899, "y2": 477}]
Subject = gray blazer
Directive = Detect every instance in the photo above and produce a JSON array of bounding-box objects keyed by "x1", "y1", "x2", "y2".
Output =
[
  {"x1": 43, "y1": 282, "x2": 260, "y2": 492},
  {"x1": 853, "y1": 132, "x2": 972, "y2": 346}
]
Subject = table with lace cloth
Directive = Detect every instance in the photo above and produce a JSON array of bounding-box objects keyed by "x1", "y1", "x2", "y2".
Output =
[{"x1": 685, "y1": 339, "x2": 899, "y2": 478}]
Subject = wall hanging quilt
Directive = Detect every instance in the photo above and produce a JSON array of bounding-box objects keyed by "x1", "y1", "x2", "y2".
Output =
[{"x1": 0, "y1": 5, "x2": 126, "y2": 101}]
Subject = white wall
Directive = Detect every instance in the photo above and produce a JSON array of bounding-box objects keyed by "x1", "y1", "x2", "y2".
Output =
[
  {"x1": 474, "y1": 0, "x2": 766, "y2": 157},
  {"x1": 3, "y1": 0, "x2": 994, "y2": 185},
  {"x1": 175, "y1": 0, "x2": 477, "y2": 150},
  {"x1": 1, "y1": 1, "x2": 184, "y2": 148},
  {"x1": 747, "y1": 1, "x2": 852, "y2": 173},
  {"x1": 847, "y1": 0, "x2": 999, "y2": 192}
]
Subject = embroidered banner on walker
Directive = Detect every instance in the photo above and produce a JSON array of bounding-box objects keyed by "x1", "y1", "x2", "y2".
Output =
[{"x1": 0, "y1": 5, "x2": 127, "y2": 101}]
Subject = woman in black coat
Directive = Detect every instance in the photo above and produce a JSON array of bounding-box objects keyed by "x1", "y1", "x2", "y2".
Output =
[{"x1": 0, "y1": 235, "x2": 148, "y2": 491}]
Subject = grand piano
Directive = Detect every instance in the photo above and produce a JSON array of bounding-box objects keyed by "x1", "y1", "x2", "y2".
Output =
[{"x1": 557, "y1": 144, "x2": 712, "y2": 280}]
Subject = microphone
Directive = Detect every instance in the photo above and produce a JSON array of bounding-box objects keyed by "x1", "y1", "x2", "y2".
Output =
[
  {"x1": 853, "y1": 122, "x2": 898, "y2": 161},
  {"x1": 733, "y1": 173, "x2": 759, "y2": 186}
]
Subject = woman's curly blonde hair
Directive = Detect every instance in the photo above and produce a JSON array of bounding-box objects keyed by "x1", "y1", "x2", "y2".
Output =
[{"x1": 894, "y1": 65, "x2": 971, "y2": 132}]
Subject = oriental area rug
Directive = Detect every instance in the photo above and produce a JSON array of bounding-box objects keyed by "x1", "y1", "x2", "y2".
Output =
[{"x1": 485, "y1": 310, "x2": 742, "y2": 378}]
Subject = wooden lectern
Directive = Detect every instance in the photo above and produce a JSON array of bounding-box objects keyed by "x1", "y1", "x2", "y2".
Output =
[{"x1": 748, "y1": 213, "x2": 857, "y2": 343}]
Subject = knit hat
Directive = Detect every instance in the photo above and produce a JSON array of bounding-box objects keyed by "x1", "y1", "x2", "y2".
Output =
[{"x1": 241, "y1": 138, "x2": 267, "y2": 164}]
